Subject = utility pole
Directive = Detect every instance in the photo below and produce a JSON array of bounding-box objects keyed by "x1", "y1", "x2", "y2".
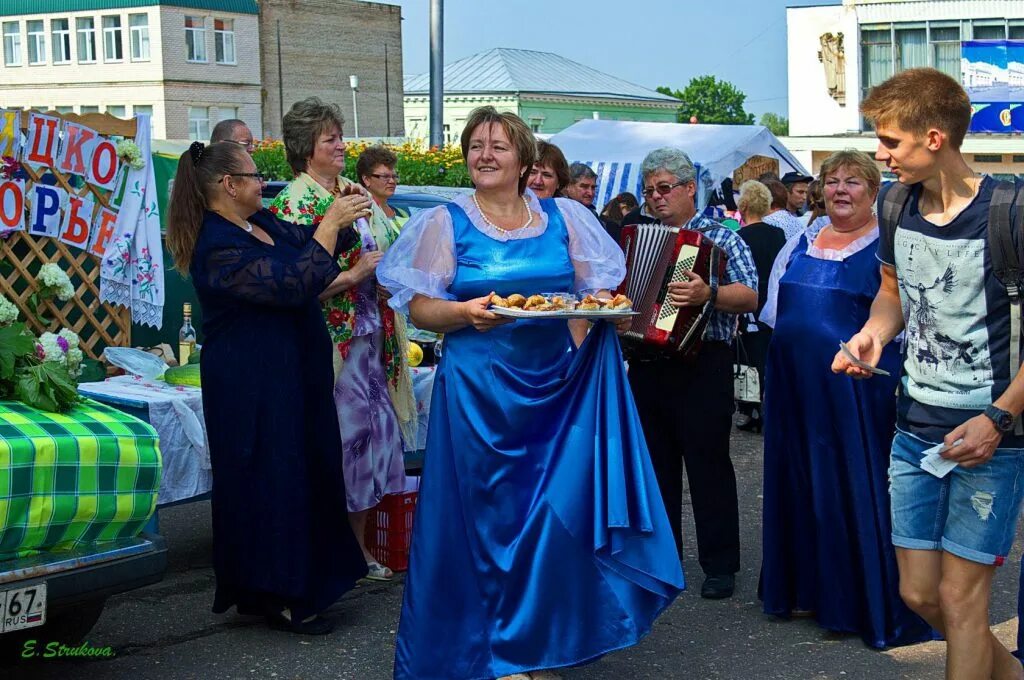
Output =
[
  {"x1": 429, "y1": 0, "x2": 443, "y2": 148},
  {"x1": 276, "y1": 20, "x2": 284, "y2": 134},
  {"x1": 350, "y1": 75, "x2": 360, "y2": 138}
]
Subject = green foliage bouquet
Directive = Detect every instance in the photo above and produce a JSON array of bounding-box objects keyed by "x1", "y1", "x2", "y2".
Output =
[{"x1": 0, "y1": 295, "x2": 80, "y2": 413}]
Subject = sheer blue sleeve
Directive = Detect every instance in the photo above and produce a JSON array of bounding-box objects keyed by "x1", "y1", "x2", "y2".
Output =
[
  {"x1": 378, "y1": 205, "x2": 457, "y2": 314},
  {"x1": 759, "y1": 233, "x2": 803, "y2": 329},
  {"x1": 195, "y1": 237, "x2": 342, "y2": 308},
  {"x1": 556, "y1": 198, "x2": 626, "y2": 293}
]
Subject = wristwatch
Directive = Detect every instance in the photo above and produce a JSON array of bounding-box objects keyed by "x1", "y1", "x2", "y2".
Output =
[{"x1": 984, "y1": 404, "x2": 1016, "y2": 433}]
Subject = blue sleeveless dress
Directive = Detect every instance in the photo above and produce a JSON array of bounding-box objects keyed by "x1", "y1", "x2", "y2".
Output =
[
  {"x1": 394, "y1": 200, "x2": 684, "y2": 679},
  {"x1": 760, "y1": 233, "x2": 931, "y2": 648}
]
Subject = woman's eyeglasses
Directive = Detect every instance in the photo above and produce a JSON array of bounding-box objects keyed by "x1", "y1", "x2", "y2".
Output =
[
  {"x1": 370, "y1": 173, "x2": 400, "y2": 183},
  {"x1": 641, "y1": 181, "x2": 687, "y2": 199},
  {"x1": 220, "y1": 173, "x2": 266, "y2": 183}
]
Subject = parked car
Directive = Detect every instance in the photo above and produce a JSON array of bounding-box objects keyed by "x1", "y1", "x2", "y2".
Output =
[
  {"x1": 261, "y1": 181, "x2": 452, "y2": 217},
  {"x1": 0, "y1": 533, "x2": 167, "y2": 651}
]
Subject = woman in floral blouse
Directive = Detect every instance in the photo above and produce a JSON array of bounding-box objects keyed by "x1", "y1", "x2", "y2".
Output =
[{"x1": 270, "y1": 97, "x2": 414, "y2": 582}]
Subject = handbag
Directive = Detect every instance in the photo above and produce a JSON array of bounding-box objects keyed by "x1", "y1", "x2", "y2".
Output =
[{"x1": 733, "y1": 326, "x2": 761, "y2": 404}]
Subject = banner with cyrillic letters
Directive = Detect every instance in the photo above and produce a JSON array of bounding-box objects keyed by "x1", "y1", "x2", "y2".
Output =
[{"x1": 0, "y1": 108, "x2": 130, "y2": 250}]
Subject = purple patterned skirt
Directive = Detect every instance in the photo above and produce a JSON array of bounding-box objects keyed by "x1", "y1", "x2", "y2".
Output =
[{"x1": 334, "y1": 330, "x2": 407, "y2": 512}]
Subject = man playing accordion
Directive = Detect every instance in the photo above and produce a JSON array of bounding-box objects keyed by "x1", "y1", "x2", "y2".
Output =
[{"x1": 623, "y1": 147, "x2": 758, "y2": 600}]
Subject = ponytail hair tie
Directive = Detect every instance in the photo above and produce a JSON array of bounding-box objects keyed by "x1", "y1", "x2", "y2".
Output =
[{"x1": 189, "y1": 141, "x2": 206, "y2": 166}]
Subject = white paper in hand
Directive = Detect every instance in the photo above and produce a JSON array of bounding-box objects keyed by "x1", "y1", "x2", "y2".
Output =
[
  {"x1": 838, "y1": 342, "x2": 891, "y2": 376},
  {"x1": 920, "y1": 441, "x2": 960, "y2": 478}
]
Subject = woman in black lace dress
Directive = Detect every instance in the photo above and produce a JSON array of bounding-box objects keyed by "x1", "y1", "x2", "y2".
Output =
[{"x1": 166, "y1": 141, "x2": 370, "y2": 634}]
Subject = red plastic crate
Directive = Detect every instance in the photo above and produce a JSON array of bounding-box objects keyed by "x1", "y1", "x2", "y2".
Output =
[{"x1": 364, "y1": 488, "x2": 418, "y2": 572}]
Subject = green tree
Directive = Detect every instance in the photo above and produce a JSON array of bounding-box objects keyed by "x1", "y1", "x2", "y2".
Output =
[
  {"x1": 657, "y1": 76, "x2": 755, "y2": 125},
  {"x1": 759, "y1": 112, "x2": 789, "y2": 136}
]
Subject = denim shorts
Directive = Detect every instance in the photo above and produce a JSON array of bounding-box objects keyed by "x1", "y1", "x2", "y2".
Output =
[{"x1": 889, "y1": 430, "x2": 1024, "y2": 566}]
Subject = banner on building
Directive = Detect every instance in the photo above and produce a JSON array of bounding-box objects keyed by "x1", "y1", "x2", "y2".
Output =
[{"x1": 963, "y1": 40, "x2": 1024, "y2": 133}]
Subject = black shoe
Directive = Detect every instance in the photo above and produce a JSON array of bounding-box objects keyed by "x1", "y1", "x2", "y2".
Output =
[
  {"x1": 265, "y1": 611, "x2": 334, "y2": 635},
  {"x1": 701, "y1": 574, "x2": 735, "y2": 600},
  {"x1": 736, "y1": 417, "x2": 762, "y2": 434}
]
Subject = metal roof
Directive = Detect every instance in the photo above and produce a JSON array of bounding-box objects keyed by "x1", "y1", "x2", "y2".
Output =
[
  {"x1": 404, "y1": 48, "x2": 679, "y2": 103},
  {"x1": 0, "y1": 0, "x2": 259, "y2": 16}
]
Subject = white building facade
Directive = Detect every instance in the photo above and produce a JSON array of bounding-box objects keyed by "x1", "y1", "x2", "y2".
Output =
[
  {"x1": 0, "y1": 1, "x2": 262, "y2": 140},
  {"x1": 785, "y1": 0, "x2": 1024, "y2": 177}
]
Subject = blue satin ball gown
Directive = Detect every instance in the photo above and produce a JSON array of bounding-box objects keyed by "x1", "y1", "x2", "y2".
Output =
[{"x1": 381, "y1": 196, "x2": 684, "y2": 680}]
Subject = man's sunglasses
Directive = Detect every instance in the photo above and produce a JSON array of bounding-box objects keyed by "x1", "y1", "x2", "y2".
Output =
[{"x1": 641, "y1": 181, "x2": 688, "y2": 199}]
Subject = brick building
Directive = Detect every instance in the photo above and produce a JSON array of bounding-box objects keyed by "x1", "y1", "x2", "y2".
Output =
[
  {"x1": 0, "y1": 0, "x2": 404, "y2": 140},
  {"x1": 259, "y1": 0, "x2": 404, "y2": 139}
]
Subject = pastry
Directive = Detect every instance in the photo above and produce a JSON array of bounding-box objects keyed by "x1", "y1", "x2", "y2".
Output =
[
  {"x1": 523, "y1": 294, "x2": 548, "y2": 310},
  {"x1": 506, "y1": 294, "x2": 527, "y2": 308},
  {"x1": 490, "y1": 294, "x2": 509, "y2": 308}
]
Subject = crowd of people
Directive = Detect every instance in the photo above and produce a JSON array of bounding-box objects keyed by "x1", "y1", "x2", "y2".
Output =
[{"x1": 163, "y1": 67, "x2": 1024, "y2": 679}]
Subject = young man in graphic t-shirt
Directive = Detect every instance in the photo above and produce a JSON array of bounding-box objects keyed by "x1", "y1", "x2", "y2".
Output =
[{"x1": 833, "y1": 68, "x2": 1024, "y2": 680}]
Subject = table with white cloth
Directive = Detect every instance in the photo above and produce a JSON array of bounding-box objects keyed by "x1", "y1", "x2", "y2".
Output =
[{"x1": 77, "y1": 376, "x2": 213, "y2": 529}]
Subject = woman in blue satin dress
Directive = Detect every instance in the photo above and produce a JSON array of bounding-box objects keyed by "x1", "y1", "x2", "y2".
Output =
[
  {"x1": 378, "y1": 107, "x2": 684, "y2": 680},
  {"x1": 758, "y1": 151, "x2": 930, "y2": 649}
]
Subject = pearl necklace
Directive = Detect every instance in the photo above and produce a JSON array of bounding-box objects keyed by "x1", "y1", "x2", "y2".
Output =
[
  {"x1": 243, "y1": 221, "x2": 254, "y2": 233},
  {"x1": 472, "y1": 193, "x2": 532, "y2": 234}
]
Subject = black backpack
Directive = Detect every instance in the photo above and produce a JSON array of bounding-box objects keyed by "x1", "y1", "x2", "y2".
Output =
[{"x1": 879, "y1": 179, "x2": 1024, "y2": 432}]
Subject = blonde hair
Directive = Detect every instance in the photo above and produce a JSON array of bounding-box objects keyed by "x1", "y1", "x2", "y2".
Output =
[
  {"x1": 861, "y1": 68, "x2": 971, "y2": 149},
  {"x1": 818, "y1": 149, "x2": 882, "y2": 196},
  {"x1": 737, "y1": 181, "x2": 771, "y2": 218},
  {"x1": 460, "y1": 106, "x2": 537, "y2": 194}
]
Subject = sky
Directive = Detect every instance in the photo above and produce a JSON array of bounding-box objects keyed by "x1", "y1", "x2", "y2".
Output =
[{"x1": 387, "y1": 0, "x2": 843, "y2": 121}]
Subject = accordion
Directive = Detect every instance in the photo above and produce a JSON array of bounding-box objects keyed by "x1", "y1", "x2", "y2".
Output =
[{"x1": 616, "y1": 223, "x2": 727, "y2": 359}]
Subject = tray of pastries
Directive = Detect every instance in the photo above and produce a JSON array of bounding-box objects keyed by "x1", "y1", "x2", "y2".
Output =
[{"x1": 488, "y1": 292, "x2": 637, "y2": 319}]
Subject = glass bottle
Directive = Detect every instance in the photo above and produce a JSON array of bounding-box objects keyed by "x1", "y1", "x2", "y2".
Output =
[{"x1": 178, "y1": 303, "x2": 197, "y2": 366}]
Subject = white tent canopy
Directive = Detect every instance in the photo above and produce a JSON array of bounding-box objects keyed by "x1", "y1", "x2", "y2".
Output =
[{"x1": 548, "y1": 120, "x2": 809, "y2": 213}]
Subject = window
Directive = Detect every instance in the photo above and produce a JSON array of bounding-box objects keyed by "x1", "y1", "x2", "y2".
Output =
[
  {"x1": 2, "y1": 22, "x2": 20, "y2": 66},
  {"x1": 102, "y1": 15, "x2": 122, "y2": 61},
  {"x1": 27, "y1": 20, "x2": 45, "y2": 65},
  {"x1": 55, "y1": 105, "x2": 73, "y2": 114},
  {"x1": 1014, "y1": 155, "x2": 1024, "y2": 164},
  {"x1": 133, "y1": 105, "x2": 153, "y2": 133},
  {"x1": 188, "y1": 106, "x2": 210, "y2": 141},
  {"x1": 895, "y1": 25, "x2": 927, "y2": 72},
  {"x1": 51, "y1": 19, "x2": 70, "y2": 64},
  {"x1": 129, "y1": 14, "x2": 149, "y2": 61},
  {"x1": 973, "y1": 21, "x2": 1006, "y2": 41},
  {"x1": 217, "y1": 106, "x2": 238, "y2": 122},
  {"x1": 930, "y1": 24, "x2": 960, "y2": 80},
  {"x1": 185, "y1": 16, "x2": 206, "y2": 62},
  {"x1": 80, "y1": 105, "x2": 99, "y2": 114},
  {"x1": 1010, "y1": 21, "x2": 1024, "y2": 40},
  {"x1": 214, "y1": 18, "x2": 235, "y2": 64},
  {"x1": 861, "y1": 27, "x2": 892, "y2": 97},
  {"x1": 106, "y1": 105, "x2": 126, "y2": 118},
  {"x1": 974, "y1": 154, "x2": 1002, "y2": 163},
  {"x1": 77, "y1": 17, "x2": 96, "y2": 63}
]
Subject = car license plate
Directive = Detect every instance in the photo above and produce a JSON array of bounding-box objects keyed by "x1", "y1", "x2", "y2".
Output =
[{"x1": 0, "y1": 583, "x2": 47, "y2": 633}]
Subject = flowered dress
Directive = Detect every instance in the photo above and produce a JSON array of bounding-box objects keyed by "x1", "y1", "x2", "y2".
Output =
[{"x1": 270, "y1": 172, "x2": 413, "y2": 513}]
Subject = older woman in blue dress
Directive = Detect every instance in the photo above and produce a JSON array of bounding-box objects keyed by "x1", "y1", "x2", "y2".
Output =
[
  {"x1": 378, "y1": 106, "x2": 684, "y2": 680},
  {"x1": 758, "y1": 149, "x2": 930, "y2": 648}
]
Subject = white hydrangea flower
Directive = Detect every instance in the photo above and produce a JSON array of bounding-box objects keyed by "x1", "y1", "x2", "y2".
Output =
[
  {"x1": 58, "y1": 328, "x2": 81, "y2": 349},
  {"x1": 66, "y1": 347, "x2": 84, "y2": 378},
  {"x1": 0, "y1": 295, "x2": 18, "y2": 325},
  {"x1": 37, "y1": 332, "x2": 67, "y2": 365},
  {"x1": 37, "y1": 263, "x2": 75, "y2": 301}
]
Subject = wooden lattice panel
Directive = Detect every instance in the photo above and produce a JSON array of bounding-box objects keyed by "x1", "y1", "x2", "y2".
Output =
[{"x1": 0, "y1": 110, "x2": 135, "y2": 359}]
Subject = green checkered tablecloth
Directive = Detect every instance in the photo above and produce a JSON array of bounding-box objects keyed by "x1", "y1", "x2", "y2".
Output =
[{"x1": 0, "y1": 399, "x2": 162, "y2": 561}]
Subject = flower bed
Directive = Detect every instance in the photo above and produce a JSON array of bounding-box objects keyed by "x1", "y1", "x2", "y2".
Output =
[{"x1": 252, "y1": 139, "x2": 472, "y2": 188}]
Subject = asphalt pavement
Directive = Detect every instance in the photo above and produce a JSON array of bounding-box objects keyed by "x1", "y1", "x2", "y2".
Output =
[{"x1": 6, "y1": 427, "x2": 1022, "y2": 679}]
